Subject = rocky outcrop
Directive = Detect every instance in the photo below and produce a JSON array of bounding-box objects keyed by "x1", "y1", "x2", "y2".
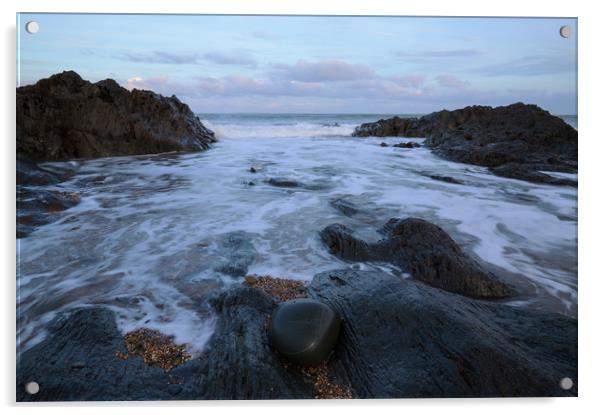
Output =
[
  {"x1": 17, "y1": 71, "x2": 216, "y2": 161},
  {"x1": 353, "y1": 116, "x2": 424, "y2": 138},
  {"x1": 18, "y1": 269, "x2": 576, "y2": 400},
  {"x1": 320, "y1": 218, "x2": 515, "y2": 299},
  {"x1": 352, "y1": 103, "x2": 577, "y2": 186}
]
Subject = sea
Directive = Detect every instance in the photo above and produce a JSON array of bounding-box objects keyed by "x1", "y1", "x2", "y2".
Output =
[{"x1": 16, "y1": 113, "x2": 578, "y2": 356}]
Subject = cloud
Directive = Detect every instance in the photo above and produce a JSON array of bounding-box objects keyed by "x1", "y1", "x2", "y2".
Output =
[
  {"x1": 473, "y1": 54, "x2": 576, "y2": 76},
  {"x1": 113, "y1": 54, "x2": 573, "y2": 115},
  {"x1": 119, "y1": 50, "x2": 256, "y2": 67},
  {"x1": 202, "y1": 52, "x2": 256, "y2": 67},
  {"x1": 192, "y1": 72, "x2": 430, "y2": 101},
  {"x1": 270, "y1": 59, "x2": 375, "y2": 82},
  {"x1": 388, "y1": 75, "x2": 426, "y2": 88},
  {"x1": 121, "y1": 51, "x2": 200, "y2": 64},
  {"x1": 436, "y1": 74, "x2": 470, "y2": 89},
  {"x1": 395, "y1": 49, "x2": 481, "y2": 61},
  {"x1": 124, "y1": 75, "x2": 169, "y2": 91},
  {"x1": 115, "y1": 71, "x2": 573, "y2": 115},
  {"x1": 196, "y1": 75, "x2": 325, "y2": 97}
]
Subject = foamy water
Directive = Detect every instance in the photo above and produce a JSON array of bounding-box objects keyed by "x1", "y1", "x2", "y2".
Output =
[{"x1": 16, "y1": 114, "x2": 578, "y2": 356}]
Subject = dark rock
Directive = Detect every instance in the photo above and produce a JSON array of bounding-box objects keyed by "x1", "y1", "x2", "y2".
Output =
[
  {"x1": 17, "y1": 157, "x2": 81, "y2": 238},
  {"x1": 176, "y1": 287, "x2": 315, "y2": 399},
  {"x1": 17, "y1": 188, "x2": 80, "y2": 238},
  {"x1": 17, "y1": 71, "x2": 216, "y2": 161},
  {"x1": 320, "y1": 218, "x2": 515, "y2": 299},
  {"x1": 214, "y1": 231, "x2": 258, "y2": 277},
  {"x1": 265, "y1": 177, "x2": 331, "y2": 191},
  {"x1": 308, "y1": 269, "x2": 577, "y2": 398},
  {"x1": 428, "y1": 174, "x2": 463, "y2": 185},
  {"x1": 380, "y1": 142, "x2": 389, "y2": 147},
  {"x1": 392, "y1": 142, "x2": 421, "y2": 148},
  {"x1": 352, "y1": 103, "x2": 577, "y2": 185},
  {"x1": 269, "y1": 299, "x2": 341, "y2": 366},
  {"x1": 491, "y1": 163, "x2": 577, "y2": 187},
  {"x1": 265, "y1": 178, "x2": 300, "y2": 188},
  {"x1": 352, "y1": 116, "x2": 422, "y2": 138},
  {"x1": 329, "y1": 198, "x2": 360, "y2": 217},
  {"x1": 17, "y1": 156, "x2": 66, "y2": 186},
  {"x1": 18, "y1": 265, "x2": 576, "y2": 400},
  {"x1": 249, "y1": 167, "x2": 257, "y2": 173},
  {"x1": 319, "y1": 224, "x2": 372, "y2": 262},
  {"x1": 17, "y1": 307, "x2": 174, "y2": 401}
]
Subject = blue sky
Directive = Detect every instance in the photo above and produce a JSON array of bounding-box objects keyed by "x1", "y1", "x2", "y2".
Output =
[{"x1": 17, "y1": 14, "x2": 577, "y2": 114}]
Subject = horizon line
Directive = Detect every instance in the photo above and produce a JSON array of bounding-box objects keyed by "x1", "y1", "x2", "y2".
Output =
[{"x1": 196, "y1": 112, "x2": 578, "y2": 116}]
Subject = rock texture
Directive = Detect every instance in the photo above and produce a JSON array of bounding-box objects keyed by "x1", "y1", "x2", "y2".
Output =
[
  {"x1": 18, "y1": 270, "x2": 576, "y2": 400},
  {"x1": 353, "y1": 116, "x2": 424, "y2": 138},
  {"x1": 308, "y1": 269, "x2": 576, "y2": 398},
  {"x1": 352, "y1": 103, "x2": 577, "y2": 185},
  {"x1": 320, "y1": 218, "x2": 516, "y2": 299},
  {"x1": 17, "y1": 71, "x2": 216, "y2": 161},
  {"x1": 17, "y1": 307, "x2": 176, "y2": 401}
]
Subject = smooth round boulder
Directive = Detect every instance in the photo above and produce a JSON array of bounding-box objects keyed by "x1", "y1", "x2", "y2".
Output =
[{"x1": 269, "y1": 298, "x2": 341, "y2": 366}]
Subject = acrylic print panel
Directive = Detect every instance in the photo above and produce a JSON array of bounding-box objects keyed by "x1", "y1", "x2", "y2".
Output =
[{"x1": 16, "y1": 13, "x2": 577, "y2": 401}]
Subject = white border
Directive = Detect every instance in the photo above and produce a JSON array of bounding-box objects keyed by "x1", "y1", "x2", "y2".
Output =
[{"x1": 2, "y1": 1, "x2": 601, "y2": 414}]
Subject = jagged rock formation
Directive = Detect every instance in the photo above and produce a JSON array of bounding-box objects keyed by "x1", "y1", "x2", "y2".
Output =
[
  {"x1": 17, "y1": 71, "x2": 216, "y2": 161},
  {"x1": 352, "y1": 103, "x2": 577, "y2": 186}
]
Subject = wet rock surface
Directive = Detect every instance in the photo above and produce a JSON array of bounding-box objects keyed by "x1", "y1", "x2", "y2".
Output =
[
  {"x1": 428, "y1": 174, "x2": 463, "y2": 185},
  {"x1": 265, "y1": 177, "x2": 331, "y2": 191},
  {"x1": 308, "y1": 269, "x2": 576, "y2": 398},
  {"x1": 393, "y1": 142, "x2": 421, "y2": 148},
  {"x1": 270, "y1": 299, "x2": 342, "y2": 366},
  {"x1": 265, "y1": 177, "x2": 300, "y2": 188},
  {"x1": 213, "y1": 231, "x2": 258, "y2": 277},
  {"x1": 330, "y1": 197, "x2": 361, "y2": 217},
  {"x1": 17, "y1": 157, "x2": 80, "y2": 238},
  {"x1": 17, "y1": 71, "x2": 216, "y2": 161},
  {"x1": 320, "y1": 218, "x2": 516, "y2": 299},
  {"x1": 17, "y1": 307, "x2": 175, "y2": 401},
  {"x1": 352, "y1": 103, "x2": 577, "y2": 185},
  {"x1": 176, "y1": 287, "x2": 317, "y2": 400},
  {"x1": 491, "y1": 163, "x2": 577, "y2": 187},
  {"x1": 18, "y1": 269, "x2": 576, "y2": 400}
]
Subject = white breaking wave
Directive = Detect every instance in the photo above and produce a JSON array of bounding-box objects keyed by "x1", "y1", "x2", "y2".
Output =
[{"x1": 201, "y1": 120, "x2": 356, "y2": 139}]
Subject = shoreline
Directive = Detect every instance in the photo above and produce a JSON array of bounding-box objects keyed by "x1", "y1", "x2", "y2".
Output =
[{"x1": 16, "y1": 72, "x2": 578, "y2": 400}]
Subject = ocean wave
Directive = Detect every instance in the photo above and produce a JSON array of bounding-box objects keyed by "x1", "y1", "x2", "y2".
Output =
[{"x1": 200, "y1": 120, "x2": 356, "y2": 139}]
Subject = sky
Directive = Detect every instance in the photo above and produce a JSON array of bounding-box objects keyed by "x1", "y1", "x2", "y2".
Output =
[{"x1": 17, "y1": 14, "x2": 577, "y2": 114}]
